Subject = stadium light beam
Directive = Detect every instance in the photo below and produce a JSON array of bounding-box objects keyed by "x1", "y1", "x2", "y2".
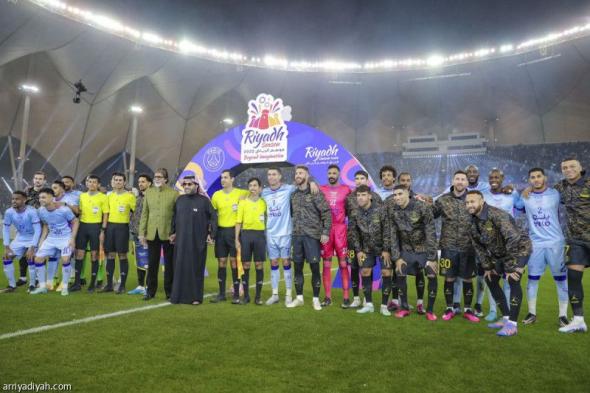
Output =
[{"x1": 222, "y1": 118, "x2": 234, "y2": 125}]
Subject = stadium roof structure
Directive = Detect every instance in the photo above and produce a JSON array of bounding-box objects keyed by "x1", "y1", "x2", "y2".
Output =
[{"x1": 1, "y1": 0, "x2": 590, "y2": 181}]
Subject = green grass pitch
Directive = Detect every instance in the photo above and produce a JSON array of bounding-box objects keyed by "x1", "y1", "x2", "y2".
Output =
[{"x1": 0, "y1": 244, "x2": 588, "y2": 393}]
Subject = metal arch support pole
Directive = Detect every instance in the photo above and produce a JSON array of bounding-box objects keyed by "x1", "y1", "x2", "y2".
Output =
[
  {"x1": 8, "y1": 136, "x2": 18, "y2": 190},
  {"x1": 128, "y1": 115, "x2": 138, "y2": 187},
  {"x1": 17, "y1": 94, "x2": 31, "y2": 188}
]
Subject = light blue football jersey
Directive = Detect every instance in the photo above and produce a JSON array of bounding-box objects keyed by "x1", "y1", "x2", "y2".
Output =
[
  {"x1": 3, "y1": 206, "x2": 41, "y2": 245},
  {"x1": 516, "y1": 188, "x2": 564, "y2": 247},
  {"x1": 483, "y1": 190, "x2": 519, "y2": 217},
  {"x1": 262, "y1": 184, "x2": 296, "y2": 237},
  {"x1": 38, "y1": 206, "x2": 76, "y2": 240}
]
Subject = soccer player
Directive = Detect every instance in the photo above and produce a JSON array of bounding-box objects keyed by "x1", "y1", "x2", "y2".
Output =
[
  {"x1": 347, "y1": 185, "x2": 391, "y2": 314},
  {"x1": 466, "y1": 190, "x2": 531, "y2": 336},
  {"x1": 61, "y1": 175, "x2": 81, "y2": 215},
  {"x1": 388, "y1": 185, "x2": 438, "y2": 320},
  {"x1": 262, "y1": 168, "x2": 297, "y2": 305},
  {"x1": 32, "y1": 188, "x2": 79, "y2": 296},
  {"x1": 440, "y1": 165, "x2": 492, "y2": 196},
  {"x1": 262, "y1": 167, "x2": 295, "y2": 305},
  {"x1": 319, "y1": 165, "x2": 351, "y2": 307},
  {"x1": 477, "y1": 168, "x2": 520, "y2": 320},
  {"x1": 71, "y1": 175, "x2": 109, "y2": 292},
  {"x1": 397, "y1": 172, "x2": 412, "y2": 192},
  {"x1": 25, "y1": 171, "x2": 46, "y2": 209},
  {"x1": 287, "y1": 165, "x2": 332, "y2": 311},
  {"x1": 346, "y1": 170, "x2": 382, "y2": 210},
  {"x1": 235, "y1": 177, "x2": 267, "y2": 305},
  {"x1": 14, "y1": 170, "x2": 46, "y2": 287},
  {"x1": 47, "y1": 180, "x2": 79, "y2": 290},
  {"x1": 345, "y1": 170, "x2": 382, "y2": 308},
  {"x1": 2, "y1": 191, "x2": 41, "y2": 293},
  {"x1": 376, "y1": 165, "x2": 397, "y2": 200},
  {"x1": 139, "y1": 168, "x2": 178, "y2": 301},
  {"x1": 554, "y1": 157, "x2": 590, "y2": 333},
  {"x1": 516, "y1": 168, "x2": 569, "y2": 326},
  {"x1": 210, "y1": 170, "x2": 249, "y2": 304},
  {"x1": 387, "y1": 171, "x2": 432, "y2": 311},
  {"x1": 444, "y1": 165, "x2": 493, "y2": 313},
  {"x1": 103, "y1": 172, "x2": 136, "y2": 294},
  {"x1": 433, "y1": 170, "x2": 480, "y2": 322},
  {"x1": 128, "y1": 173, "x2": 152, "y2": 295}
]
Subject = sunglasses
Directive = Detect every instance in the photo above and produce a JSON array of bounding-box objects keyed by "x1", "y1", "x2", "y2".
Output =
[{"x1": 182, "y1": 182, "x2": 196, "y2": 186}]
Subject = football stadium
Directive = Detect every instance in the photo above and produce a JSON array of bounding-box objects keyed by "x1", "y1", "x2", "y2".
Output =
[{"x1": 1, "y1": 1, "x2": 589, "y2": 392}]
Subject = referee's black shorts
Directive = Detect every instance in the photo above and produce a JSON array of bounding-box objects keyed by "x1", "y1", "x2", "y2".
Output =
[
  {"x1": 240, "y1": 230, "x2": 266, "y2": 262},
  {"x1": 215, "y1": 227, "x2": 237, "y2": 258},
  {"x1": 75, "y1": 223, "x2": 101, "y2": 251},
  {"x1": 105, "y1": 223, "x2": 130, "y2": 254}
]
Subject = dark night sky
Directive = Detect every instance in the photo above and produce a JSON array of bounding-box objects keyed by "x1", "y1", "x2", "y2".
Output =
[{"x1": 74, "y1": 0, "x2": 590, "y2": 59}]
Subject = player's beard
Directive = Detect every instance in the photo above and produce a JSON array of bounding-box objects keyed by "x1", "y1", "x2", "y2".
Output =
[
  {"x1": 533, "y1": 182, "x2": 545, "y2": 191},
  {"x1": 328, "y1": 177, "x2": 337, "y2": 185}
]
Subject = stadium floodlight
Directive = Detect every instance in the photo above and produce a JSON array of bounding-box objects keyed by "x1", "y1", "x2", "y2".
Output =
[
  {"x1": 142, "y1": 32, "x2": 163, "y2": 45},
  {"x1": 222, "y1": 118, "x2": 234, "y2": 125},
  {"x1": 500, "y1": 44, "x2": 514, "y2": 53},
  {"x1": 29, "y1": 0, "x2": 590, "y2": 73},
  {"x1": 426, "y1": 55, "x2": 445, "y2": 67},
  {"x1": 129, "y1": 105, "x2": 143, "y2": 114},
  {"x1": 20, "y1": 84, "x2": 40, "y2": 94}
]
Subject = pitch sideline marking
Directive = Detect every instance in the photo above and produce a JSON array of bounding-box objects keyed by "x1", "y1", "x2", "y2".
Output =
[{"x1": 0, "y1": 269, "x2": 339, "y2": 341}]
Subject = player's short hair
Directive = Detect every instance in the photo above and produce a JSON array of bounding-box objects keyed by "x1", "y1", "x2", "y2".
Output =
[
  {"x1": 221, "y1": 169, "x2": 234, "y2": 178},
  {"x1": 52, "y1": 180, "x2": 66, "y2": 190},
  {"x1": 62, "y1": 175, "x2": 74, "y2": 182},
  {"x1": 489, "y1": 168, "x2": 504, "y2": 176},
  {"x1": 354, "y1": 170, "x2": 369, "y2": 179},
  {"x1": 393, "y1": 184, "x2": 408, "y2": 192},
  {"x1": 356, "y1": 185, "x2": 371, "y2": 194},
  {"x1": 155, "y1": 168, "x2": 169, "y2": 180},
  {"x1": 267, "y1": 166, "x2": 282, "y2": 175},
  {"x1": 397, "y1": 172, "x2": 411, "y2": 180},
  {"x1": 111, "y1": 172, "x2": 126, "y2": 181},
  {"x1": 379, "y1": 165, "x2": 397, "y2": 179},
  {"x1": 528, "y1": 167, "x2": 545, "y2": 176},
  {"x1": 33, "y1": 171, "x2": 46, "y2": 179},
  {"x1": 561, "y1": 155, "x2": 579, "y2": 163},
  {"x1": 86, "y1": 174, "x2": 100, "y2": 183},
  {"x1": 12, "y1": 190, "x2": 27, "y2": 198},
  {"x1": 466, "y1": 190, "x2": 484, "y2": 198},
  {"x1": 295, "y1": 165, "x2": 309, "y2": 173},
  {"x1": 453, "y1": 170, "x2": 468, "y2": 178},
  {"x1": 138, "y1": 173, "x2": 152, "y2": 183},
  {"x1": 247, "y1": 177, "x2": 261, "y2": 187},
  {"x1": 465, "y1": 164, "x2": 479, "y2": 172},
  {"x1": 39, "y1": 187, "x2": 54, "y2": 197},
  {"x1": 328, "y1": 164, "x2": 340, "y2": 172}
]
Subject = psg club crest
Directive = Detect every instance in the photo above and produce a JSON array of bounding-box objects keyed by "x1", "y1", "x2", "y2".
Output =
[
  {"x1": 203, "y1": 146, "x2": 225, "y2": 172},
  {"x1": 241, "y1": 93, "x2": 291, "y2": 164}
]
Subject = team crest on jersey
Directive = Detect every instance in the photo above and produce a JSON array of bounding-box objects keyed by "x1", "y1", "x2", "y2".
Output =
[{"x1": 241, "y1": 93, "x2": 291, "y2": 164}]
